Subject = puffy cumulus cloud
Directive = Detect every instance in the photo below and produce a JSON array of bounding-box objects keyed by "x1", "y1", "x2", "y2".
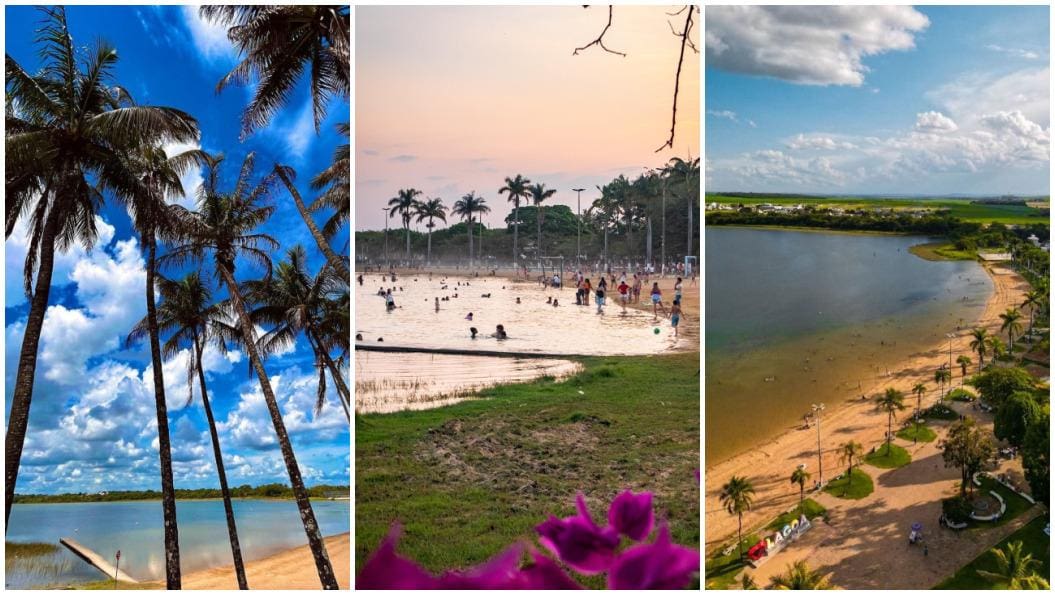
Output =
[
  {"x1": 914, "y1": 111, "x2": 959, "y2": 133},
  {"x1": 706, "y1": 6, "x2": 929, "y2": 85},
  {"x1": 785, "y1": 134, "x2": 857, "y2": 151},
  {"x1": 180, "y1": 5, "x2": 235, "y2": 64},
  {"x1": 928, "y1": 67, "x2": 1050, "y2": 128},
  {"x1": 5, "y1": 215, "x2": 116, "y2": 306},
  {"x1": 713, "y1": 149, "x2": 846, "y2": 189}
]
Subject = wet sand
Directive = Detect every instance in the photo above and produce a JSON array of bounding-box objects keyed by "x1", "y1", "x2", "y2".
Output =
[
  {"x1": 149, "y1": 533, "x2": 350, "y2": 590},
  {"x1": 704, "y1": 263, "x2": 1029, "y2": 549}
]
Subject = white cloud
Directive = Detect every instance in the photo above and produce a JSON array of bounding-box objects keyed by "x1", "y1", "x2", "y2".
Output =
[
  {"x1": 914, "y1": 111, "x2": 959, "y2": 133},
  {"x1": 180, "y1": 6, "x2": 235, "y2": 64},
  {"x1": 706, "y1": 6, "x2": 929, "y2": 85},
  {"x1": 986, "y1": 44, "x2": 1041, "y2": 60},
  {"x1": 928, "y1": 67, "x2": 1050, "y2": 128},
  {"x1": 5, "y1": 216, "x2": 116, "y2": 306},
  {"x1": 163, "y1": 140, "x2": 205, "y2": 209},
  {"x1": 707, "y1": 109, "x2": 738, "y2": 122},
  {"x1": 786, "y1": 134, "x2": 857, "y2": 151}
]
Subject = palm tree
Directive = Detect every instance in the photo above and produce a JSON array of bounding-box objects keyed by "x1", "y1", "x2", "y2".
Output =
[
  {"x1": 976, "y1": 540, "x2": 1049, "y2": 589},
  {"x1": 790, "y1": 467, "x2": 810, "y2": 505},
  {"x1": 244, "y1": 245, "x2": 350, "y2": 420},
  {"x1": 1021, "y1": 290, "x2": 1043, "y2": 344},
  {"x1": 414, "y1": 198, "x2": 447, "y2": 266},
  {"x1": 200, "y1": 6, "x2": 350, "y2": 137},
  {"x1": 999, "y1": 307, "x2": 1023, "y2": 352},
  {"x1": 935, "y1": 366, "x2": 952, "y2": 402},
  {"x1": 839, "y1": 441, "x2": 863, "y2": 490},
  {"x1": 451, "y1": 192, "x2": 489, "y2": 267},
  {"x1": 5, "y1": 11, "x2": 198, "y2": 586},
  {"x1": 128, "y1": 273, "x2": 249, "y2": 589},
  {"x1": 161, "y1": 152, "x2": 339, "y2": 589},
  {"x1": 969, "y1": 327, "x2": 990, "y2": 371},
  {"x1": 769, "y1": 561, "x2": 833, "y2": 590},
  {"x1": 719, "y1": 476, "x2": 755, "y2": 560},
  {"x1": 498, "y1": 174, "x2": 530, "y2": 270},
  {"x1": 912, "y1": 382, "x2": 927, "y2": 417},
  {"x1": 528, "y1": 183, "x2": 557, "y2": 270},
  {"x1": 986, "y1": 335, "x2": 1007, "y2": 362},
  {"x1": 272, "y1": 165, "x2": 350, "y2": 283},
  {"x1": 876, "y1": 388, "x2": 906, "y2": 452},
  {"x1": 310, "y1": 122, "x2": 350, "y2": 240},
  {"x1": 665, "y1": 156, "x2": 700, "y2": 258},
  {"x1": 388, "y1": 188, "x2": 421, "y2": 263},
  {"x1": 956, "y1": 355, "x2": 972, "y2": 387}
]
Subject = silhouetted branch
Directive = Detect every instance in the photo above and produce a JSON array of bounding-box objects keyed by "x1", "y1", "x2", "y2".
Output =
[
  {"x1": 656, "y1": 5, "x2": 697, "y2": 153},
  {"x1": 572, "y1": 6, "x2": 626, "y2": 57}
]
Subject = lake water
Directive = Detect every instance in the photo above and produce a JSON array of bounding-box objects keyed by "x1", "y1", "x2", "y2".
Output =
[
  {"x1": 5, "y1": 499, "x2": 349, "y2": 588},
  {"x1": 705, "y1": 228, "x2": 991, "y2": 463}
]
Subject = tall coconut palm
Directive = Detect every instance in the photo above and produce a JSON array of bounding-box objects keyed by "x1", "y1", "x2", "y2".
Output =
[
  {"x1": 665, "y1": 155, "x2": 700, "y2": 258},
  {"x1": 1000, "y1": 307, "x2": 1023, "y2": 352},
  {"x1": 986, "y1": 335, "x2": 1007, "y2": 362},
  {"x1": 498, "y1": 174, "x2": 531, "y2": 270},
  {"x1": 414, "y1": 198, "x2": 446, "y2": 267},
  {"x1": 969, "y1": 327, "x2": 990, "y2": 371},
  {"x1": 244, "y1": 245, "x2": 350, "y2": 420},
  {"x1": 128, "y1": 272, "x2": 248, "y2": 589},
  {"x1": 274, "y1": 164, "x2": 349, "y2": 282},
  {"x1": 935, "y1": 366, "x2": 952, "y2": 402},
  {"x1": 388, "y1": 188, "x2": 421, "y2": 263},
  {"x1": 1021, "y1": 290, "x2": 1043, "y2": 344},
  {"x1": 200, "y1": 6, "x2": 350, "y2": 137},
  {"x1": 839, "y1": 441, "x2": 863, "y2": 489},
  {"x1": 769, "y1": 561, "x2": 833, "y2": 590},
  {"x1": 912, "y1": 383, "x2": 927, "y2": 417},
  {"x1": 790, "y1": 467, "x2": 810, "y2": 505},
  {"x1": 875, "y1": 388, "x2": 905, "y2": 452},
  {"x1": 161, "y1": 152, "x2": 339, "y2": 589},
  {"x1": 310, "y1": 122, "x2": 349, "y2": 240},
  {"x1": 5, "y1": 11, "x2": 198, "y2": 584},
  {"x1": 528, "y1": 183, "x2": 556, "y2": 270},
  {"x1": 976, "y1": 541, "x2": 1049, "y2": 589},
  {"x1": 451, "y1": 192, "x2": 489, "y2": 267},
  {"x1": 956, "y1": 355, "x2": 972, "y2": 387},
  {"x1": 719, "y1": 475, "x2": 755, "y2": 560}
]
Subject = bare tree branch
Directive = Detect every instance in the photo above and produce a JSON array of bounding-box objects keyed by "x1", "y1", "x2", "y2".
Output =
[
  {"x1": 572, "y1": 6, "x2": 626, "y2": 57},
  {"x1": 656, "y1": 5, "x2": 696, "y2": 153}
]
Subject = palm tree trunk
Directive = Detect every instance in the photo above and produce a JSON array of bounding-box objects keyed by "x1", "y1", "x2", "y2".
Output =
[
  {"x1": 467, "y1": 217, "x2": 473, "y2": 267},
  {"x1": 537, "y1": 209, "x2": 543, "y2": 271},
  {"x1": 194, "y1": 333, "x2": 248, "y2": 589},
  {"x1": 274, "y1": 165, "x2": 350, "y2": 282},
  {"x1": 737, "y1": 514, "x2": 743, "y2": 560},
  {"x1": 146, "y1": 235, "x2": 181, "y2": 589},
  {"x1": 218, "y1": 266, "x2": 339, "y2": 589},
  {"x1": 687, "y1": 190, "x2": 694, "y2": 259},
  {"x1": 513, "y1": 202, "x2": 519, "y2": 271},
  {"x1": 887, "y1": 413, "x2": 893, "y2": 449},
  {"x1": 426, "y1": 221, "x2": 432, "y2": 266},
  {"x1": 799, "y1": 483, "x2": 804, "y2": 504},
  {"x1": 404, "y1": 221, "x2": 410, "y2": 261},
  {"x1": 5, "y1": 207, "x2": 61, "y2": 529},
  {"x1": 309, "y1": 330, "x2": 350, "y2": 421}
]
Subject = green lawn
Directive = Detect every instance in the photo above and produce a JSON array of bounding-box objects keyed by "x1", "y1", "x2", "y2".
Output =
[
  {"x1": 823, "y1": 468, "x2": 874, "y2": 500},
  {"x1": 948, "y1": 388, "x2": 976, "y2": 402},
  {"x1": 897, "y1": 423, "x2": 938, "y2": 443},
  {"x1": 925, "y1": 403, "x2": 960, "y2": 420},
  {"x1": 765, "y1": 498, "x2": 827, "y2": 531},
  {"x1": 934, "y1": 515, "x2": 1050, "y2": 589},
  {"x1": 909, "y1": 242, "x2": 976, "y2": 261},
  {"x1": 864, "y1": 443, "x2": 912, "y2": 468},
  {"x1": 971, "y1": 476, "x2": 1034, "y2": 529},
  {"x1": 355, "y1": 353, "x2": 699, "y2": 578}
]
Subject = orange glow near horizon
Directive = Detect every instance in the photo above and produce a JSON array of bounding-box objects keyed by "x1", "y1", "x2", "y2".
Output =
[{"x1": 355, "y1": 5, "x2": 700, "y2": 231}]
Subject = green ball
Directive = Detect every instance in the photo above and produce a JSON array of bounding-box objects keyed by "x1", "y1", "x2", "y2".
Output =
[{"x1": 653, "y1": 327, "x2": 661, "y2": 334}]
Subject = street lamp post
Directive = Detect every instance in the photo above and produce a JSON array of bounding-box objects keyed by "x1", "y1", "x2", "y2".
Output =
[
  {"x1": 812, "y1": 403, "x2": 825, "y2": 487},
  {"x1": 382, "y1": 207, "x2": 390, "y2": 269},
  {"x1": 573, "y1": 188, "x2": 585, "y2": 268}
]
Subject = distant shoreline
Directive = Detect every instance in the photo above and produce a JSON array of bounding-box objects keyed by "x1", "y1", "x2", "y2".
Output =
[{"x1": 12, "y1": 491, "x2": 349, "y2": 505}]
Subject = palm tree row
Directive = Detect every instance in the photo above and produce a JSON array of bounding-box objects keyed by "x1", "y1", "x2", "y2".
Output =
[{"x1": 7, "y1": 7, "x2": 350, "y2": 589}]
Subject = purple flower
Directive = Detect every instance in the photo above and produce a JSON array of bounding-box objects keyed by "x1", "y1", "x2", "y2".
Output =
[
  {"x1": 607, "y1": 490, "x2": 654, "y2": 541},
  {"x1": 356, "y1": 523, "x2": 437, "y2": 589},
  {"x1": 536, "y1": 493, "x2": 621, "y2": 574},
  {"x1": 607, "y1": 524, "x2": 700, "y2": 590},
  {"x1": 517, "y1": 550, "x2": 584, "y2": 589},
  {"x1": 436, "y1": 543, "x2": 525, "y2": 589}
]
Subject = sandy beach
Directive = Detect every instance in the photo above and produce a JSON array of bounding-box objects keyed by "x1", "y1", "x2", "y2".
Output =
[
  {"x1": 704, "y1": 262, "x2": 1029, "y2": 549},
  {"x1": 145, "y1": 533, "x2": 350, "y2": 590}
]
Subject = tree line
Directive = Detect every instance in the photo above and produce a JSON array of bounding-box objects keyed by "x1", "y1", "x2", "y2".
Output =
[{"x1": 13, "y1": 483, "x2": 350, "y2": 504}]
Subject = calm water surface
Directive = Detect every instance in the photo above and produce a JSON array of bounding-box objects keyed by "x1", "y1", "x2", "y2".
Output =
[
  {"x1": 6, "y1": 499, "x2": 349, "y2": 588},
  {"x1": 706, "y1": 228, "x2": 991, "y2": 463}
]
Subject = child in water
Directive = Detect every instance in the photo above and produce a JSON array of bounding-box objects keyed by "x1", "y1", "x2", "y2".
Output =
[{"x1": 493, "y1": 324, "x2": 508, "y2": 340}]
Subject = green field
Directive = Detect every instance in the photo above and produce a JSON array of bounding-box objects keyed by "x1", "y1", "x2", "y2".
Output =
[
  {"x1": 823, "y1": 468, "x2": 875, "y2": 499},
  {"x1": 934, "y1": 515, "x2": 1049, "y2": 589},
  {"x1": 896, "y1": 423, "x2": 938, "y2": 443},
  {"x1": 707, "y1": 195, "x2": 1050, "y2": 225},
  {"x1": 355, "y1": 353, "x2": 700, "y2": 579},
  {"x1": 864, "y1": 443, "x2": 912, "y2": 468},
  {"x1": 908, "y1": 242, "x2": 976, "y2": 261}
]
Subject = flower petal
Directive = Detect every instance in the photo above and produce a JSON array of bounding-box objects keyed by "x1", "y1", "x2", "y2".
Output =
[
  {"x1": 536, "y1": 495, "x2": 621, "y2": 575},
  {"x1": 607, "y1": 524, "x2": 700, "y2": 589},
  {"x1": 517, "y1": 550, "x2": 584, "y2": 589},
  {"x1": 436, "y1": 543, "x2": 525, "y2": 589},
  {"x1": 608, "y1": 490, "x2": 654, "y2": 541},
  {"x1": 356, "y1": 523, "x2": 437, "y2": 589}
]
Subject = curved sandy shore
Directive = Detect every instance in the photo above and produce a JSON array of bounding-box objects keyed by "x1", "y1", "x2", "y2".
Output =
[
  {"x1": 145, "y1": 533, "x2": 350, "y2": 590},
  {"x1": 704, "y1": 262, "x2": 1029, "y2": 549}
]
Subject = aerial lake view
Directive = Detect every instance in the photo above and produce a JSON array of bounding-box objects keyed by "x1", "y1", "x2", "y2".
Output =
[
  {"x1": 706, "y1": 227, "x2": 992, "y2": 462},
  {"x1": 5, "y1": 499, "x2": 350, "y2": 588}
]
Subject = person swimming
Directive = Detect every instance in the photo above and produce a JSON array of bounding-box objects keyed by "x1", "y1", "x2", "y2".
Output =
[
  {"x1": 493, "y1": 324, "x2": 508, "y2": 340},
  {"x1": 553, "y1": 299, "x2": 559, "y2": 307},
  {"x1": 355, "y1": 333, "x2": 363, "y2": 341},
  {"x1": 465, "y1": 312, "x2": 473, "y2": 321},
  {"x1": 516, "y1": 297, "x2": 521, "y2": 304},
  {"x1": 470, "y1": 327, "x2": 478, "y2": 339}
]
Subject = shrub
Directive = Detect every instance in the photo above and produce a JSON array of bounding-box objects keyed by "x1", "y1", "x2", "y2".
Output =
[{"x1": 943, "y1": 496, "x2": 972, "y2": 524}]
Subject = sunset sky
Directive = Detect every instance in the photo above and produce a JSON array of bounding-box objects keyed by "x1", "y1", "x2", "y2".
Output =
[{"x1": 355, "y1": 5, "x2": 700, "y2": 231}]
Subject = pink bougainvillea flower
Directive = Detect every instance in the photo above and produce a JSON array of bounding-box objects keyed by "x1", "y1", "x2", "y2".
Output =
[
  {"x1": 517, "y1": 549, "x2": 585, "y2": 589},
  {"x1": 607, "y1": 523, "x2": 700, "y2": 590},
  {"x1": 356, "y1": 523, "x2": 437, "y2": 589},
  {"x1": 607, "y1": 490, "x2": 654, "y2": 541},
  {"x1": 536, "y1": 493, "x2": 621, "y2": 574},
  {"x1": 436, "y1": 543, "x2": 525, "y2": 589}
]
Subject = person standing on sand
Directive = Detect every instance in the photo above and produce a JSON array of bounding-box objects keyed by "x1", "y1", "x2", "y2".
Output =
[
  {"x1": 357, "y1": 274, "x2": 363, "y2": 286},
  {"x1": 632, "y1": 274, "x2": 642, "y2": 304},
  {"x1": 651, "y1": 282, "x2": 666, "y2": 318},
  {"x1": 670, "y1": 299, "x2": 684, "y2": 337},
  {"x1": 618, "y1": 279, "x2": 630, "y2": 312},
  {"x1": 582, "y1": 278, "x2": 592, "y2": 306},
  {"x1": 595, "y1": 281, "x2": 606, "y2": 314},
  {"x1": 435, "y1": 297, "x2": 440, "y2": 312},
  {"x1": 674, "y1": 277, "x2": 683, "y2": 304}
]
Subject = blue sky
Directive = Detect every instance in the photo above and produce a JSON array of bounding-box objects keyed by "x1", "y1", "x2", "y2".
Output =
[
  {"x1": 5, "y1": 6, "x2": 349, "y2": 494},
  {"x1": 706, "y1": 5, "x2": 1050, "y2": 195}
]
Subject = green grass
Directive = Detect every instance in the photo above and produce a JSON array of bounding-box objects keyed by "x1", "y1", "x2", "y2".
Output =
[
  {"x1": 5, "y1": 542, "x2": 59, "y2": 558},
  {"x1": 925, "y1": 403, "x2": 960, "y2": 420},
  {"x1": 909, "y1": 242, "x2": 976, "y2": 261},
  {"x1": 934, "y1": 515, "x2": 1050, "y2": 589},
  {"x1": 948, "y1": 388, "x2": 976, "y2": 402},
  {"x1": 355, "y1": 353, "x2": 699, "y2": 579},
  {"x1": 765, "y1": 498, "x2": 827, "y2": 531},
  {"x1": 897, "y1": 423, "x2": 938, "y2": 443},
  {"x1": 971, "y1": 476, "x2": 1034, "y2": 529},
  {"x1": 75, "y1": 580, "x2": 159, "y2": 590},
  {"x1": 705, "y1": 532, "x2": 759, "y2": 590},
  {"x1": 823, "y1": 468, "x2": 874, "y2": 500},
  {"x1": 864, "y1": 443, "x2": 912, "y2": 468}
]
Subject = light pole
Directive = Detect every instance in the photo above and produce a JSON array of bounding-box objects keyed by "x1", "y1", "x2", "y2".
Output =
[
  {"x1": 573, "y1": 188, "x2": 585, "y2": 268},
  {"x1": 812, "y1": 403, "x2": 825, "y2": 487},
  {"x1": 382, "y1": 207, "x2": 390, "y2": 269}
]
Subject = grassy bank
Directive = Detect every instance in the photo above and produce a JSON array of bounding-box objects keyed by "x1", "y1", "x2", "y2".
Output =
[
  {"x1": 355, "y1": 352, "x2": 700, "y2": 577},
  {"x1": 934, "y1": 515, "x2": 1050, "y2": 589},
  {"x1": 908, "y1": 242, "x2": 976, "y2": 261}
]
